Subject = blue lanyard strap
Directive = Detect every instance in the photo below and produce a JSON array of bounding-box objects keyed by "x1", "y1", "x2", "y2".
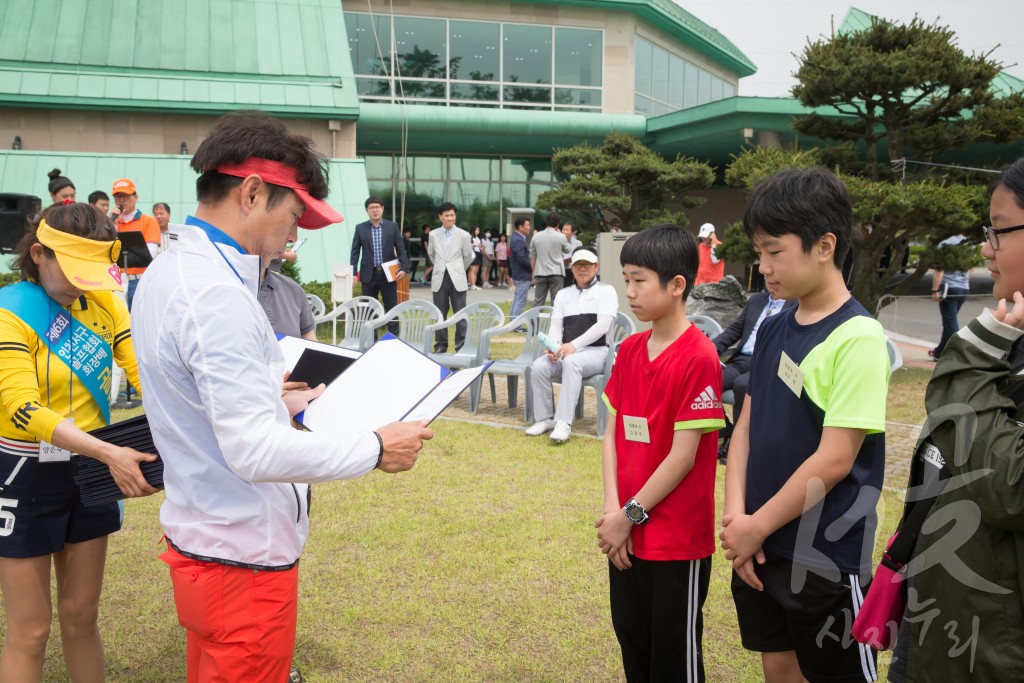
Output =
[{"x1": 185, "y1": 216, "x2": 248, "y2": 285}]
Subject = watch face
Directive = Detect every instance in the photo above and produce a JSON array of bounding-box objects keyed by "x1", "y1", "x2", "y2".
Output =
[{"x1": 626, "y1": 504, "x2": 643, "y2": 522}]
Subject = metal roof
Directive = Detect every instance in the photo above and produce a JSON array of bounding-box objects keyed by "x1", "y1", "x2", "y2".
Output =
[
  {"x1": 524, "y1": 0, "x2": 756, "y2": 77},
  {"x1": 0, "y1": 0, "x2": 359, "y2": 117},
  {"x1": 0, "y1": 150, "x2": 368, "y2": 282}
]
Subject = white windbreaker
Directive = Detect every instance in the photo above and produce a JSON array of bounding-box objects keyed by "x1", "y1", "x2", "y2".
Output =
[{"x1": 131, "y1": 223, "x2": 379, "y2": 568}]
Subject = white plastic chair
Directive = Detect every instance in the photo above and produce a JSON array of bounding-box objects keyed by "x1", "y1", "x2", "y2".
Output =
[
  {"x1": 688, "y1": 314, "x2": 723, "y2": 338},
  {"x1": 572, "y1": 312, "x2": 636, "y2": 436},
  {"x1": 305, "y1": 293, "x2": 326, "y2": 318},
  {"x1": 314, "y1": 296, "x2": 385, "y2": 348},
  {"x1": 424, "y1": 302, "x2": 505, "y2": 412},
  {"x1": 360, "y1": 300, "x2": 443, "y2": 351},
  {"x1": 477, "y1": 306, "x2": 553, "y2": 422},
  {"x1": 886, "y1": 336, "x2": 903, "y2": 376}
]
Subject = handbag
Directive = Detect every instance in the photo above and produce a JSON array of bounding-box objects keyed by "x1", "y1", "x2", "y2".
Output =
[{"x1": 851, "y1": 441, "x2": 946, "y2": 650}]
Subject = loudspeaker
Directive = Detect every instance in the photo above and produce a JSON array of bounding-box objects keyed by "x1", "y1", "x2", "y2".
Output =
[{"x1": 0, "y1": 193, "x2": 41, "y2": 254}]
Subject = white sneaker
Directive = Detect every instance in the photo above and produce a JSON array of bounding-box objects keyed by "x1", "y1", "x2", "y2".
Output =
[
  {"x1": 469, "y1": 285, "x2": 480, "y2": 291},
  {"x1": 550, "y1": 421, "x2": 572, "y2": 443},
  {"x1": 525, "y1": 419, "x2": 556, "y2": 436},
  {"x1": 482, "y1": 282, "x2": 493, "y2": 288}
]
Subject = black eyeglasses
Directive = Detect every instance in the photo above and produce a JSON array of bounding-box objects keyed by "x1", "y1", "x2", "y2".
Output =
[{"x1": 982, "y1": 224, "x2": 1024, "y2": 251}]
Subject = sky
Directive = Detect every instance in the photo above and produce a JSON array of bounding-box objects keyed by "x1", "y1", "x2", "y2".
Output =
[{"x1": 679, "y1": 1, "x2": 1024, "y2": 98}]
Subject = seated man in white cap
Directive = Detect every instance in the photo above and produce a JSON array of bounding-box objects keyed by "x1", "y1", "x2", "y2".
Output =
[
  {"x1": 695, "y1": 222, "x2": 724, "y2": 285},
  {"x1": 526, "y1": 246, "x2": 619, "y2": 443}
]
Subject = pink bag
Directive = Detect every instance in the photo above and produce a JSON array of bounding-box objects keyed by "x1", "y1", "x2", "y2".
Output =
[{"x1": 851, "y1": 534, "x2": 905, "y2": 651}]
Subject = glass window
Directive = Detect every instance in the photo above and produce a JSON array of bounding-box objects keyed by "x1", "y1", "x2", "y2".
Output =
[
  {"x1": 634, "y1": 94, "x2": 653, "y2": 115},
  {"x1": 503, "y1": 24, "x2": 552, "y2": 85},
  {"x1": 711, "y1": 76, "x2": 724, "y2": 101},
  {"x1": 450, "y1": 82, "x2": 499, "y2": 102},
  {"x1": 449, "y1": 182, "x2": 501, "y2": 230},
  {"x1": 683, "y1": 61, "x2": 698, "y2": 108},
  {"x1": 393, "y1": 16, "x2": 447, "y2": 80},
  {"x1": 397, "y1": 181, "x2": 447, "y2": 232},
  {"x1": 400, "y1": 156, "x2": 446, "y2": 181},
  {"x1": 504, "y1": 85, "x2": 552, "y2": 105},
  {"x1": 450, "y1": 158, "x2": 499, "y2": 182},
  {"x1": 356, "y1": 78, "x2": 391, "y2": 97},
  {"x1": 651, "y1": 101, "x2": 675, "y2": 116},
  {"x1": 555, "y1": 27, "x2": 602, "y2": 87},
  {"x1": 698, "y1": 69, "x2": 712, "y2": 105},
  {"x1": 346, "y1": 12, "x2": 391, "y2": 76},
  {"x1": 667, "y1": 54, "x2": 685, "y2": 109},
  {"x1": 364, "y1": 155, "x2": 394, "y2": 179},
  {"x1": 635, "y1": 37, "x2": 652, "y2": 97},
  {"x1": 396, "y1": 79, "x2": 445, "y2": 100},
  {"x1": 449, "y1": 20, "x2": 499, "y2": 82},
  {"x1": 555, "y1": 88, "x2": 602, "y2": 107},
  {"x1": 651, "y1": 43, "x2": 669, "y2": 104},
  {"x1": 502, "y1": 158, "x2": 551, "y2": 183},
  {"x1": 723, "y1": 82, "x2": 735, "y2": 98}
]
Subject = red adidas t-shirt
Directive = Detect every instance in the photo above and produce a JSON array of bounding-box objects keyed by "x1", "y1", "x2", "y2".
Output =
[{"x1": 602, "y1": 324, "x2": 725, "y2": 561}]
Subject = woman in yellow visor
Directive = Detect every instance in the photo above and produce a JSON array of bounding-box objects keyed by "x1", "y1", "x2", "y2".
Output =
[{"x1": 0, "y1": 202, "x2": 157, "y2": 682}]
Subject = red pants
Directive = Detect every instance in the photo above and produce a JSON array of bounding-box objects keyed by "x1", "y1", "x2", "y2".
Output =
[{"x1": 160, "y1": 545, "x2": 298, "y2": 683}]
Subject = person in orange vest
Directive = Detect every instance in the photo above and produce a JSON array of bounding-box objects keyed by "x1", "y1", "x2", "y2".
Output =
[
  {"x1": 110, "y1": 178, "x2": 161, "y2": 310},
  {"x1": 695, "y1": 222, "x2": 725, "y2": 285}
]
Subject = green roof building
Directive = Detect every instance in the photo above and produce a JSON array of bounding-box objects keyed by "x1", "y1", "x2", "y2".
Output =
[{"x1": 0, "y1": 1, "x2": 1019, "y2": 279}]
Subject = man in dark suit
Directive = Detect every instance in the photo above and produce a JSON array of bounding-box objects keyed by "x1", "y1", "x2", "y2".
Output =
[
  {"x1": 713, "y1": 289, "x2": 795, "y2": 438},
  {"x1": 351, "y1": 196, "x2": 409, "y2": 333}
]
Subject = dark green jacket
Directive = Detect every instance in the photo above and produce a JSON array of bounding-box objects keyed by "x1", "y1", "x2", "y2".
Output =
[{"x1": 893, "y1": 309, "x2": 1024, "y2": 681}]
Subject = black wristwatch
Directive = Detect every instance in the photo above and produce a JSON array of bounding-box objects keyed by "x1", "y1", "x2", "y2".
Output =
[{"x1": 624, "y1": 498, "x2": 650, "y2": 525}]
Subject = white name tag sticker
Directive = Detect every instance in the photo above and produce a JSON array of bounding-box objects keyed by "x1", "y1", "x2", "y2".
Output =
[
  {"x1": 777, "y1": 351, "x2": 805, "y2": 398},
  {"x1": 622, "y1": 416, "x2": 650, "y2": 443},
  {"x1": 38, "y1": 440, "x2": 71, "y2": 463}
]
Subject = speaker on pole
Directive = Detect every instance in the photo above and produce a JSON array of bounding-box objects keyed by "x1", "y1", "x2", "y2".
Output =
[{"x1": 0, "y1": 193, "x2": 41, "y2": 254}]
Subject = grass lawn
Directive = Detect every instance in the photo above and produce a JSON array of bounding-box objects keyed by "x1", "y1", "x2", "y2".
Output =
[{"x1": 0, "y1": 370, "x2": 928, "y2": 681}]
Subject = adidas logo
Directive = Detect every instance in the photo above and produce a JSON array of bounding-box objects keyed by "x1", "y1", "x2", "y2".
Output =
[{"x1": 691, "y1": 385, "x2": 723, "y2": 411}]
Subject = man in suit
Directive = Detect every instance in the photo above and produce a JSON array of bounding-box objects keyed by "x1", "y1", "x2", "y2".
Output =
[
  {"x1": 427, "y1": 202, "x2": 474, "y2": 352},
  {"x1": 351, "y1": 196, "x2": 409, "y2": 334},
  {"x1": 712, "y1": 288, "x2": 795, "y2": 455},
  {"x1": 509, "y1": 217, "x2": 533, "y2": 319}
]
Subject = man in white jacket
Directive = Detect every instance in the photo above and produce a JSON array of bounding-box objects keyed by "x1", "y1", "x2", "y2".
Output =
[{"x1": 131, "y1": 110, "x2": 431, "y2": 682}]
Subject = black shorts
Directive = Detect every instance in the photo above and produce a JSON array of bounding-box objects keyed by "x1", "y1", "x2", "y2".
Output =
[
  {"x1": 498, "y1": 259, "x2": 508, "y2": 268},
  {"x1": 471, "y1": 252, "x2": 482, "y2": 267},
  {"x1": 0, "y1": 453, "x2": 120, "y2": 558},
  {"x1": 609, "y1": 555, "x2": 711, "y2": 682},
  {"x1": 731, "y1": 550, "x2": 877, "y2": 683}
]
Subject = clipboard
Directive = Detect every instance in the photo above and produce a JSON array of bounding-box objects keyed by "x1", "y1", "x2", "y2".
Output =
[
  {"x1": 383, "y1": 259, "x2": 402, "y2": 282},
  {"x1": 117, "y1": 230, "x2": 154, "y2": 270}
]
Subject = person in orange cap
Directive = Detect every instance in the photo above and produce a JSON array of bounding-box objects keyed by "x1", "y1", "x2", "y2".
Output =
[
  {"x1": 0, "y1": 202, "x2": 157, "y2": 682},
  {"x1": 131, "y1": 110, "x2": 433, "y2": 683},
  {"x1": 110, "y1": 177, "x2": 161, "y2": 310}
]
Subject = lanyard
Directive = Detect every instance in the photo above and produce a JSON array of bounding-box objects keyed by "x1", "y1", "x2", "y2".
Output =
[{"x1": 185, "y1": 216, "x2": 248, "y2": 286}]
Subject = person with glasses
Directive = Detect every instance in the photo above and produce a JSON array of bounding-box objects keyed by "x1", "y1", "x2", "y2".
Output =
[{"x1": 889, "y1": 155, "x2": 1024, "y2": 682}]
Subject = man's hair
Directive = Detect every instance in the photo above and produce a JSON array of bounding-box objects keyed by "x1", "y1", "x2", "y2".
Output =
[
  {"x1": 545, "y1": 211, "x2": 561, "y2": 228},
  {"x1": 15, "y1": 203, "x2": 115, "y2": 282},
  {"x1": 153, "y1": 202, "x2": 170, "y2": 214},
  {"x1": 620, "y1": 224, "x2": 698, "y2": 298},
  {"x1": 992, "y1": 156, "x2": 1024, "y2": 210},
  {"x1": 438, "y1": 201, "x2": 457, "y2": 215},
  {"x1": 88, "y1": 190, "x2": 109, "y2": 205},
  {"x1": 365, "y1": 196, "x2": 384, "y2": 209},
  {"x1": 190, "y1": 110, "x2": 329, "y2": 210},
  {"x1": 514, "y1": 217, "x2": 529, "y2": 229},
  {"x1": 742, "y1": 167, "x2": 852, "y2": 267}
]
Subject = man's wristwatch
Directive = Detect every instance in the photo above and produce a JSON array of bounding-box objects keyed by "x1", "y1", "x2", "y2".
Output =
[{"x1": 624, "y1": 498, "x2": 650, "y2": 525}]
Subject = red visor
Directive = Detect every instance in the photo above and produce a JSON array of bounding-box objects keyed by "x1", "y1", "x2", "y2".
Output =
[{"x1": 214, "y1": 158, "x2": 343, "y2": 229}]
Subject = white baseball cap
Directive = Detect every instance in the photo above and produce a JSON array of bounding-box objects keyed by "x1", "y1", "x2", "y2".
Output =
[{"x1": 698, "y1": 223, "x2": 716, "y2": 238}]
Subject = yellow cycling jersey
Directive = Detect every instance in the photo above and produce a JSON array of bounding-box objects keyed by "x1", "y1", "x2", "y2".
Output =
[{"x1": 0, "y1": 288, "x2": 138, "y2": 454}]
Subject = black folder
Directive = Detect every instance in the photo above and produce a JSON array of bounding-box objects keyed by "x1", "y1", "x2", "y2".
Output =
[{"x1": 74, "y1": 415, "x2": 164, "y2": 506}]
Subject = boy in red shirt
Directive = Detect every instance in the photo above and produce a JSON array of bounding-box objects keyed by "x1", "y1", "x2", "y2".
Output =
[{"x1": 597, "y1": 224, "x2": 725, "y2": 681}]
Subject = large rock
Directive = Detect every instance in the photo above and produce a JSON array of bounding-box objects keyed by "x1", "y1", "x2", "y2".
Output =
[{"x1": 687, "y1": 276, "x2": 747, "y2": 328}]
